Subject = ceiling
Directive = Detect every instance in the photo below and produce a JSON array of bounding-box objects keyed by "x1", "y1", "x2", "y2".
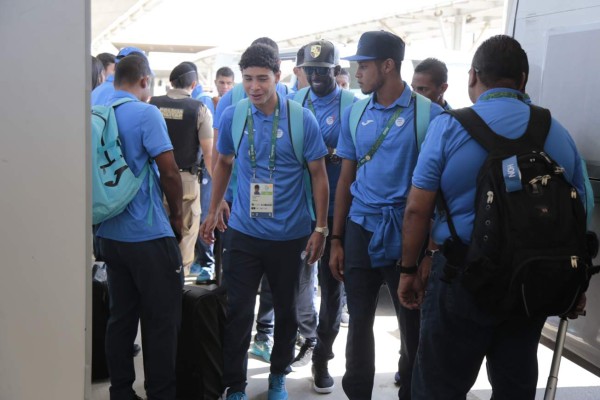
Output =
[{"x1": 91, "y1": 0, "x2": 506, "y2": 89}]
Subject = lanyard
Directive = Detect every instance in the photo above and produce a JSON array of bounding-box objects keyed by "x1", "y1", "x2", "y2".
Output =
[
  {"x1": 357, "y1": 106, "x2": 404, "y2": 169},
  {"x1": 480, "y1": 91, "x2": 526, "y2": 101},
  {"x1": 246, "y1": 100, "x2": 280, "y2": 180}
]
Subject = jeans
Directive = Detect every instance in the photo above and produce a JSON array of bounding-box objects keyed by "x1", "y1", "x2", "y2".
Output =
[
  {"x1": 341, "y1": 220, "x2": 420, "y2": 400},
  {"x1": 313, "y1": 217, "x2": 343, "y2": 362},
  {"x1": 412, "y1": 252, "x2": 546, "y2": 400},
  {"x1": 221, "y1": 228, "x2": 308, "y2": 393},
  {"x1": 100, "y1": 237, "x2": 183, "y2": 400},
  {"x1": 195, "y1": 165, "x2": 215, "y2": 269}
]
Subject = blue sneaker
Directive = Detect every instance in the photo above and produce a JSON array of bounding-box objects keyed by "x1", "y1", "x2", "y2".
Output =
[
  {"x1": 189, "y1": 262, "x2": 202, "y2": 275},
  {"x1": 249, "y1": 339, "x2": 272, "y2": 363},
  {"x1": 267, "y1": 373, "x2": 287, "y2": 400},
  {"x1": 195, "y1": 267, "x2": 213, "y2": 284},
  {"x1": 226, "y1": 391, "x2": 248, "y2": 400}
]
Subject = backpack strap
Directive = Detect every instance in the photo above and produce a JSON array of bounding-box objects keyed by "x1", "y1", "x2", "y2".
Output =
[
  {"x1": 229, "y1": 98, "x2": 250, "y2": 199},
  {"x1": 349, "y1": 97, "x2": 371, "y2": 147},
  {"x1": 581, "y1": 160, "x2": 595, "y2": 229},
  {"x1": 339, "y1": 89, "x2": 355, "y2": 116},
  {"x1": 293, "y1": 87, "x2": 310, "y2": 105},
  {"x1": 287, "y1": 99, "x2": 315, "y2": 221},
  {"x1": 413, "y1": 92, "x2": 431, "y2": 152},
  {"x1": 447, "y1": 105, "x2": 551, "y2": 154},
  {"x1": 231, "y1": 84, "x2": 246, "y2": 105}
]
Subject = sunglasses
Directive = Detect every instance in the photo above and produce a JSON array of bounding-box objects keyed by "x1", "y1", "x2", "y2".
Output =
[{"x1": 303, "y1": 66, "x2": 331, "y2": 76}]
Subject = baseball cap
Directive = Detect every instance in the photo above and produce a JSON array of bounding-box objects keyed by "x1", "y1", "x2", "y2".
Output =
[
  {"x1": 300, "y1": 40, "x2": 339, "y2": 68},
  {"x1": 342, "y1": 31, "x2": 405, "y2": 63},
  {"x1": 115, "y1": 46, "x2": 146, "y2": 63}
]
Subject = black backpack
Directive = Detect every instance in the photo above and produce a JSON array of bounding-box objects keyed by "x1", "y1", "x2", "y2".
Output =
[{"x1": 441, "y1": 105, "x2": 598, "y2": 317}]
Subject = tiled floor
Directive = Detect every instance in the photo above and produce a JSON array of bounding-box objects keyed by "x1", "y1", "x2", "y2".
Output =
[{"x1": 92, "y1": 284, "x2": 600, "y2": 400}]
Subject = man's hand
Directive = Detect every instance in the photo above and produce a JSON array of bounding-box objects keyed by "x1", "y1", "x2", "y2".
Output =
[
  {"x1": 170, "y1": 215, "x2": 183, "y2": 243},
  {"x1": 329, "y1": 240, "x2": 345, "y2": 282},
  {"x1": 217, "y1": 200, "x2": 230, "y2": 232},
  {"x1": 305, "y1": 232, "x2": 326, "y2": 264},
  {"x1": 398, "y1": 273, "x2": 425, "y2": 310},
  {"x1": 199, "y1": 212, "x2": 219, "y2": 245},
  {"x1": 566, "y1": 293, "x2": 587, "y2": 319}
]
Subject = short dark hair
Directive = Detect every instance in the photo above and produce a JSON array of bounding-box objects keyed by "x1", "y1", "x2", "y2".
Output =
[
  {"x1": 472, "y1": 35, "x2": 528, "y2": 88},
  {"x1": 216, "y1": 66, "x2": 234, "y2": 79},
  {"x1": 251, "y1": 37, "x2": 279, "y2": 53},
  {"x1": 169, "y1": 62, "x2": 198, "y2": 89},
  {"x1": 414, "y1": 58, "x2": 448, "y2": 86},
  {"x1": 96, "y1": 52, "x2": 115, "y2": 69},
  {"x1": 239, "y1": 43, "x2": 280, "y2": 73},
  {"x1": 114, "y1": 54, "x2": 152, "y2": 86},
  {"x1": 91, "y1": 56, "x2": 104, "y2": 90}
]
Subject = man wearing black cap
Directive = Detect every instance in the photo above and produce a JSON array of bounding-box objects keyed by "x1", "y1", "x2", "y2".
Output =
[
  {"x1": 330, "y1": 30, "x2": 443, "y2": 399},
  {"x1": 150, "y1": 62, "x2": 213, "y2": 276},
  {"x1": 289, "y1": 39, "x2": 357, "y2": 393}
]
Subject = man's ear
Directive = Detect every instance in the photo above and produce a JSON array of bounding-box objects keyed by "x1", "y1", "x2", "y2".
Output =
[
  {"x1": 140, "y1": 75, "x2": 149, "y2": 89},
  {"x1": 468, "y1": 68, "x2": 477, "y2": 89},
  {"x1": 333, "y1": 65, "x2": 342, "y2": 77},
  {"x1": 440, "y1": 82, "x2": 449, "y2": 94}
]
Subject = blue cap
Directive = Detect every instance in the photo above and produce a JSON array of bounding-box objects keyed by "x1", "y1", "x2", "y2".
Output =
[
  {"x1": 342, "y1": 31, "x2": 405, "y2": 63},
  {"x1": 115, "y1": 46, "x2": 146, "y2": 63}
]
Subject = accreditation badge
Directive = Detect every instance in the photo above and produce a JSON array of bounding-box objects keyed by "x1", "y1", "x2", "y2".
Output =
[{"x1": 250, "y1": 181, "x2": 274, "y2": 218}]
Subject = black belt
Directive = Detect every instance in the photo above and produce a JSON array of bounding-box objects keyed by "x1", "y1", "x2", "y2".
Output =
[{"x1": 179, "y1": 165, "x2": 199, "y2": 174}]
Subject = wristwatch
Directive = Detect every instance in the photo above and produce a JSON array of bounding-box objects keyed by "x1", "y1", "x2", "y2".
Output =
[
  {"x1": 314, "y1": 226, "x2": 329, "y2": 237},
  {"x1": 424, "y1": 248, "x2": 440, "y2": 258}
]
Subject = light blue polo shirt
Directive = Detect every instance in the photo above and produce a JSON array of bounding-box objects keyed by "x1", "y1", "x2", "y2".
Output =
[
  {"x1": 217, "y1": 96, "x2": 327, "y2": 241},
  {"x1": 287, "y1": 86, "x2": 358, "y2": 216},
  {"x1": 96, "y1": 90, "x2": 175, "y2": 242},
  {"x1": 412, "y1": 87, "x2": 585, "y2": 245},
  {"x1": 91, "y1": 75, "x2": 115, "y2": 106}
]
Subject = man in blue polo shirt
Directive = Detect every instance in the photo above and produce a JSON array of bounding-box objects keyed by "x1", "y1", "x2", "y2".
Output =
[
  {"x1": 330, "y1": 31, "x2": 443, "y2": 400},
  {"x1": 288, "y1": 39, "x2": 358, "y2": 393},
  {"x1": 200, "y1": 43, "x2": 329, "y2": 400},
  {"x1": 96, "y1": 54, "x2": 184, "y2": 400},
  {"x1": 398, "y1": 35, "x2": 588, "y2": 399},
  {"x1": 91, "y1": 46, "x2": 147, "y2": 106},
  {"x1": 411, "y1": 57, "x2": 451, "y2": 110}
]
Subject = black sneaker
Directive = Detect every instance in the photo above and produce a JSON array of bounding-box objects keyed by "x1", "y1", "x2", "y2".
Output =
[
  {"x1": 291, "y1": 340, "x2": 315, "y2": 368},
  {"x1": 312, "y1": 361, "x2": 334, "y2": 393}
]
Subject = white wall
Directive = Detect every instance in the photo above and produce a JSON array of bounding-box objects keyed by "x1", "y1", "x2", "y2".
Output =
[{"x1": 0, "y1": 0, "x2": 90, "y2": 399}]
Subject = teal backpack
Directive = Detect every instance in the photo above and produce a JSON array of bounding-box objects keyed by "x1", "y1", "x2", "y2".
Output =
[
  {"x1": 349, "y1": 92, "x2": 431, "y2": 156},
  {"x1": 231, "y1": 98, "x2": 315, "y2": 220},
  {"x1": 91, "y1": 98, "x2": 152, "y2": 224}
]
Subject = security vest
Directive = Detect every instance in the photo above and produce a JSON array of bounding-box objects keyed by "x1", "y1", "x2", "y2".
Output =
[{"x1": 150, "y1": 95, "x2": 202, "y2": 170}]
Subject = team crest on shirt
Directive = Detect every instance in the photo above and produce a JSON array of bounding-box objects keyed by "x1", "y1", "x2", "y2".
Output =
[
  {"x1": 326, "y1": 116, "x2": 335, "y2": 125},
  {"x1": 311, "y1": 45, "x2": 322, "y2": 58},
  {"x1": 395, "y1": 117, "x2": 405, "y2": 127},
  {"x1": 276, "y1": 129, "x2": 284, "y2": 139}
]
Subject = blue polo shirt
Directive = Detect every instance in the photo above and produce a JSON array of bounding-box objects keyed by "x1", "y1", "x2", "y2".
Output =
[
  {"x1": 194, "y1": 92, "x2": 216, "y2": 116},
  {"x1": 412, "y1": 87, "x2": 585, "y2": 245},
  {"x1": 91, "y1": 75, "x2": 115, "y2": 106},
  {"x1": 96, "y1": 90, "x2": 175, "y2": 242},
  {"x1": 287, "y1": 86, "x2": 358, "y2": 216},
  {"x1": 217, "y1": 96, "x2": 327, "y2": 241}
]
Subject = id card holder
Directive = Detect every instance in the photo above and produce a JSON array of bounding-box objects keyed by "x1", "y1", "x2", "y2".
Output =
[{"x1": 250, "y1": 181, "x2": 274, "y2": 218}]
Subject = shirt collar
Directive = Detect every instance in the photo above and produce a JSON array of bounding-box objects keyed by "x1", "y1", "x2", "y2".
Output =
[
  {"x1": 167, "y1": 87, "x2": 192, "y2": 98},
  {"x1": 308, "y1": 85, "x2": 340, "y2": 105},
  {"x1": 369, "y1": 81, "x2": 413, "y2": 110},
  {"x1": 477, "y1": 87, "x2": 524, "y2": 102},
  {"x1": 249, "y1": 93, "x2": 284, "y2": 120}
]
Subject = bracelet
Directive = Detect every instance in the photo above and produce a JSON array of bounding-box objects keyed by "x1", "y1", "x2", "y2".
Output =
[
  {"x1": 330, "y1": 235, "x2": 344, "y2": 242},
  {"x1": 424, "y1": 248, "x2": 440, "y2": 258},
  {"x1": 396, "y1": 259, "x2": 418, "y2": 274}
]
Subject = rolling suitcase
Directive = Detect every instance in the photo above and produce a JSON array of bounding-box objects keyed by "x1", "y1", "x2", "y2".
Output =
[
  {"x1": 543, "y1": 317, "x2": 570, "y2": 400},
  {"x1": 176, "y1": 285, "x2": 227, "y2": 400}
]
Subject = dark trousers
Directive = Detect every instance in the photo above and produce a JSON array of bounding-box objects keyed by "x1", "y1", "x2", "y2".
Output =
[
  {"x1": 313, "y1": 216, "x2": 343, "y2": 362},
  {"x1": 342, "y1": 220, "x2": 420, "y2": 400},
  {"x1": 221, "y1": 228, "x2": 308, "y2": 393},
  {"x1": 99, "y1": 237, "x2": 184, "y2": 400},
  {"x1": 412, "y1": 252, "x2": 546, "y2": 400},
  {"x1": 255, "y1": 276, "x2": 274, "y2": 342}
]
